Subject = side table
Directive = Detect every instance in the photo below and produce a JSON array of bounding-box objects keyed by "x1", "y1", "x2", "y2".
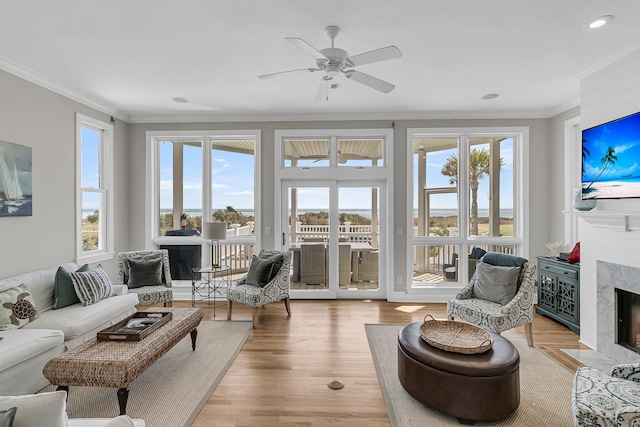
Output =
[{"x1": 191, "y1": 265, "x2": 231, "y2": 317}]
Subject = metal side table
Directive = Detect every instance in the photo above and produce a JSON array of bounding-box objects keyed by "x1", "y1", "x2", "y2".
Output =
[{"x1": 191, "y1": 265, "x2": 231, "y2": 317}]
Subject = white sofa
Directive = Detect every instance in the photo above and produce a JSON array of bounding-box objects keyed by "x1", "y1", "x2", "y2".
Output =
[
  {"x1": 0, "y1": 391, "x2": 145, "y2": 426},
  {"x1": 0, "y1": 263, "x2": 139, "y2": 396}
]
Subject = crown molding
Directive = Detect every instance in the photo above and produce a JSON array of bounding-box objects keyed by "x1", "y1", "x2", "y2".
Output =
[
  {"x1": 0, "y1": 56, "x2": 129, "y2": 122},
  {"x1": 125, "y1": 109, "x2": 561, "y2": 124},
  {"x1": 573, "y1": 39, "x2": 640, "y2": 81}
]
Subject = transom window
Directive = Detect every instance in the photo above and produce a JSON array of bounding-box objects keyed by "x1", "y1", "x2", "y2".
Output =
[{"x1": 283, "y1": 137, "x2": 384, "y2": 168}]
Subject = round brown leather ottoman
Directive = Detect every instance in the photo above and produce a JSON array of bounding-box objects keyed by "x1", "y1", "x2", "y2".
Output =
[{"x1": 397, "y1": 322, "x2": 520, "y2": 424}]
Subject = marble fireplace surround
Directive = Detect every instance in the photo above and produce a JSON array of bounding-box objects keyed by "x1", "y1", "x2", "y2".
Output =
[{"x1": 597, "y1": 260, "x2": 640, "y2": 363}]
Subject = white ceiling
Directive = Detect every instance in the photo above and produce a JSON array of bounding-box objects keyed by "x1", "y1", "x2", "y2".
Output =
[{"x1": 1, "y1": 0, "x2": 640, "y2": 123}]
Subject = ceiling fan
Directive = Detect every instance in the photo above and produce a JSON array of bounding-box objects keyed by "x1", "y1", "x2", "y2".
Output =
[{"x1": 258, "y1": 26, "x2": 402, "y2": 101}]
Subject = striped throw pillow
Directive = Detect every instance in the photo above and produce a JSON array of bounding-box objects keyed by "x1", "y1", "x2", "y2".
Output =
[{"x1": 71, "y1": 265, "x2": 115, "y2": 306}]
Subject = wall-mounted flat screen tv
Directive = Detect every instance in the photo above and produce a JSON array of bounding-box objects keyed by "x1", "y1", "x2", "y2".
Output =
[{"x1": 581, "y1": 110, "x2": 640, "y2": 200}]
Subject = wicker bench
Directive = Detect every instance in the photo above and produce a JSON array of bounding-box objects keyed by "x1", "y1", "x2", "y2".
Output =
[{"x1": 43, "y1": 307, "x2": 203, "y2": 416}]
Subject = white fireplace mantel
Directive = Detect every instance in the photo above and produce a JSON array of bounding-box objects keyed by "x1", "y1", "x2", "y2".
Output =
[{"x1": 563, "y1": 211, "x2": 640, "y2": 232}]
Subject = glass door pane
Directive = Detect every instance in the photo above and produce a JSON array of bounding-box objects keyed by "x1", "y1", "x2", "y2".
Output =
[
  {"x1": 288, "y1": 186, "x2": 331, "y2": 293},
  {"x1": 337, "y1": 187, "x2": 379, "y2": 291}
]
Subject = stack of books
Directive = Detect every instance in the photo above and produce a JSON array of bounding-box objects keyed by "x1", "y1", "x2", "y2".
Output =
[{"x1": 557, "y1": 252, "x2": 570, "y2": 262}]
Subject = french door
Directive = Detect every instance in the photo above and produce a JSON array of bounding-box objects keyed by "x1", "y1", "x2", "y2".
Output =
[{"x1": 280, "y1": 180, "x2": 386, "y2": 299}]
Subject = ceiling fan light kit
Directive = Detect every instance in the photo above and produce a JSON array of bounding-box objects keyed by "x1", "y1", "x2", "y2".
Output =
[{"x1": 258, "y1": 25, "x2": 402, "y2": 101}]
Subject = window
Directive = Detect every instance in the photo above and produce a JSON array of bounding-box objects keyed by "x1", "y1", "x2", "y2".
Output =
[
  {"x1": 76, "y1": 114, "x2": 114, "y2": 262},
  {"x1": 408, "y1": 128, "x2": 526, "y2": 288},
  {"x1": 282, "y1": 136, "x2": 384, "y2": 168},
  {"x1": 147, "y1": 131, "x2": 259, "y2": 273}
]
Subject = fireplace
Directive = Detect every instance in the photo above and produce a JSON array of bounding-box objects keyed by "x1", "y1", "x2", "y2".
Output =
[
  {"x1": 597, "y1": 261, "x2": 640, "y2": 363},
  {"x1": 616, "y1": 288, "x2": 640, "y2": 354}
]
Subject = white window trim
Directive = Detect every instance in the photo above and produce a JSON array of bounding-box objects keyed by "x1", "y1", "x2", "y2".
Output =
[
  {"x1": 145, "y1": 130, "x2": 261, "y2": 250},
  {"x1": 405, "y1": 126, "x2": 529, "y2": 295},
  {"x1": 563, "y1": 116, "x2": 581, "y2": 245},
  {"x1": 75, "y1": 113, "x2": 115, "y2": 264}
]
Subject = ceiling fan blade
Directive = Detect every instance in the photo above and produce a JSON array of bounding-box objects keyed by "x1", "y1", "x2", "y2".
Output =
[
  {"x1": 286, "y1": 37, "x2": 329, "y2": 61},
  {"x1": 345, "y1": 70, "x2": 395, "y2": 93},
  {"x1": 347, "y1": 46, "x2": 402, "y2": 67},
  {"x1": 258, "y1": 68, "x2": 315, "y2": 79},
  {"x1": 315, "y1": 79, "x2": 329, "y2": 102}
]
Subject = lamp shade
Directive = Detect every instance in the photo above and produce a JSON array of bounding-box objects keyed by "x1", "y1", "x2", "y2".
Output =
[{"x1": 203, "y1": 222, "x2": 227, "y2": 240}]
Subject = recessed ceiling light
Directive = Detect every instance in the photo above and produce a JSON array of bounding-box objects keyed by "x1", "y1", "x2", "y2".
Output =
[
  {"x1": 587, "y1": 15, "x2": 614, "y2": 29},
  {"x1": 172, "y1": 97, "x2": 189, "y2": 103},
  {"x1": 482, "y1": 93, "x2": 499, "y2": 100}
]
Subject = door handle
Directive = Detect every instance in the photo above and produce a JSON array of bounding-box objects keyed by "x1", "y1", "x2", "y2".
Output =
[{"x1": 283, "y1": 233, "x2": 286, "y2": 246}]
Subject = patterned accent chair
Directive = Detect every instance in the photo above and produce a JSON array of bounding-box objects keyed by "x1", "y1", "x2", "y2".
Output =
[
  {"x1": 572, "y1": 364, "x2": 640, "y2": 426},
  {"x1": 117, "y1": 249, "x2": 173, "y2": 307},
  {"x1": 227, "y1": 249, "x2": 292, "y2": 328},
  {"x1": 446, "y1": 253, "x2": 536, "y2": 346}
]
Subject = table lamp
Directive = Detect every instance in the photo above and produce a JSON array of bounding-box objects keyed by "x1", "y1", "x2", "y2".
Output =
[{"x1": 203, "y1": 222, "x2": 227, "y2": 268}]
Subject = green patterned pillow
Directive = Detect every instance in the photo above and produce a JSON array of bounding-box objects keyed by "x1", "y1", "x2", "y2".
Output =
[
  {"x1": 53, "y1": 264, "x2": 89, "y2": 309},
  {"x1": 0, "y1": 284, "x2": 38, "y2": 330},
  {"x1": 71, "y1": 265, "x2": 115, "y2": 306}
]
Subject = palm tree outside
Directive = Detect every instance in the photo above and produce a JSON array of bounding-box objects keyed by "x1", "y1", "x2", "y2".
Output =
[
  {"x1": 584, "y1": 146, "x2": 617, "y2": 194},
  {"x1": 441, "y1": 148, "x2": 504, "y2": 236}
]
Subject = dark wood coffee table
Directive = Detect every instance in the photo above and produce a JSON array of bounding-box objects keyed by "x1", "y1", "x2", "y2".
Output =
[{"x1": 43, "y1": 307, "x2": 203, "y2": 415}]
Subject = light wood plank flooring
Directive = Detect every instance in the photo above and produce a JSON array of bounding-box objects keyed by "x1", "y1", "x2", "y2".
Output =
[{"x1": 165, "y1": 300, "x2": 589, "y2": 427}]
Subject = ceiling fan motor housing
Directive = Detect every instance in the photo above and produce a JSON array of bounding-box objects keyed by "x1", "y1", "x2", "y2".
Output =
[{"x1": 319, "y1": 47, "x2": 349, "y2": 77}]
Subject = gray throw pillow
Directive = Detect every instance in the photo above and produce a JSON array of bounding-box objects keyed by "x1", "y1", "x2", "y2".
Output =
[
  {"x1": 258, "y1": 252, "x2": 284, "y2": 282},
  {"x1": 0, "y1": 407, "x2": 16, "y2": 427},
  {"x1": 71, "y1": 265, "x2": 115, "y2": 306},
  {"x1": 127, "y1": 258, "x2": 164, "y2": 289},
  {"x1": 473, "y1": 262, "x2": 521, "y2": 305},
  {"x1": 123, "y1": 253, "x2": 165, "y2": 283},
  {"x1": 246, "y1": 255, "x2": 275, "y2": 288},
  {"x1": 53, "y1": 264, "x2": 89, "y2": 309}
]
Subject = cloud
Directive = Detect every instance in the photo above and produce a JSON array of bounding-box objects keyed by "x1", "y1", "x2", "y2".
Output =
[
  {"x1": 613, "y1": 142, "x2": 637, "y2": 154},
  {"x1": 225, "y1": 190, "x2": 253, "y2": 196}
]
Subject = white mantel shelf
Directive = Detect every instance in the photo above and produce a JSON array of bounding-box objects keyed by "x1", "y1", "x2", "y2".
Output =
[{"x1": 563, "y1": 211, "x2": 640, "y2": 231}]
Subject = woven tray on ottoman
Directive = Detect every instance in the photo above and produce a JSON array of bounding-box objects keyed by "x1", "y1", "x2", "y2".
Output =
[{"x1": 419, "y1": 314, "x2": 493, "y2": 354}]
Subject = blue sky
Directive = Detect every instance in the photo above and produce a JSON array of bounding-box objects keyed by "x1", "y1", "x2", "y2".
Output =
[
  {"x1": 413, "y1": 139, "x2": 514, "y2": 211},
  {"x1": 156, "y1": 138, "x2": 514, "y2": 212},
  {"x1": 160, "y1": 142, "x2": 255, "y2": 210},
  {"x1": 81, "y1": 127, "x2": 100, "y2": 211},
  {"x1": 582, "y1": 112, "x2": 640, "y2": 183}
]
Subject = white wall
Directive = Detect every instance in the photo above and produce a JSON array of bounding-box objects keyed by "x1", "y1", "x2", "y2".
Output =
[
  {"x1": 578, "y1": 50, "x2": 640, "y2": 349},
  {"x1": 0, "y1": 70, "x2": 131, "y2": 279}
]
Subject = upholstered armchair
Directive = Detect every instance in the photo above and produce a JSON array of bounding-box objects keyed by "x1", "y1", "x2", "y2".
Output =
[
  {"x1": 446, "y1": 253, "x2": 536, "y2": 346},
  {"x1": 117, "y1": 249, "x2": 173, "y2": 307},
  {"x1": 227, "y1": 249, "x2": 292, "y2": 328},
  {"x1": 572, "y1": 364, "x2": 640, "y2": 426}
]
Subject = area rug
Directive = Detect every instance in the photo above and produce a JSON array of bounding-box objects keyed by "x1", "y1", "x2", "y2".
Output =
[
  {"x1": 365, "y1": 324, "x2": 574, "y2": 426},
  {"x1": 43, "y1": 320, "x2": 252, "y2": 427}
]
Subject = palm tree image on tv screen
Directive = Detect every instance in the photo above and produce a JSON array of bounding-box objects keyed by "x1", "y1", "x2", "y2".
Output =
[{"x1": 581, "y1": 111, "x2": 640, "y2": 200}]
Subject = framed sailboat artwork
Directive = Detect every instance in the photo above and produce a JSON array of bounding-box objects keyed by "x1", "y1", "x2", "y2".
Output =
[{"x1": 0, "y1": 140, "x2": 32, "y2": 217}]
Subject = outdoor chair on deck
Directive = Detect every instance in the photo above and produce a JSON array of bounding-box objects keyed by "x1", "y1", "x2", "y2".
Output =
[
  {"x1": 117, "y1": 249, "x2": 173, "y2": 306},
  {"x1": 227, "y1": 249, "x2": 292, "y2": 328},
  {"x1": 301, "y1": 244, "x2": 326, "y2": 285},
  {"x1": 447, "y1": 252, "x2": 536, "y2": 346}
]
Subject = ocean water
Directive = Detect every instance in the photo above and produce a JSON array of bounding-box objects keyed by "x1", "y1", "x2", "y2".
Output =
[{"x1": 113, "y1": 208, "x2": 514, "y2": 220}]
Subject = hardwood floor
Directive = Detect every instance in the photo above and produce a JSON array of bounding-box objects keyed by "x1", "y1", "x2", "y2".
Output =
[{"x1": 167, "y1": 300, "x2": 589, "y2": 427}]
